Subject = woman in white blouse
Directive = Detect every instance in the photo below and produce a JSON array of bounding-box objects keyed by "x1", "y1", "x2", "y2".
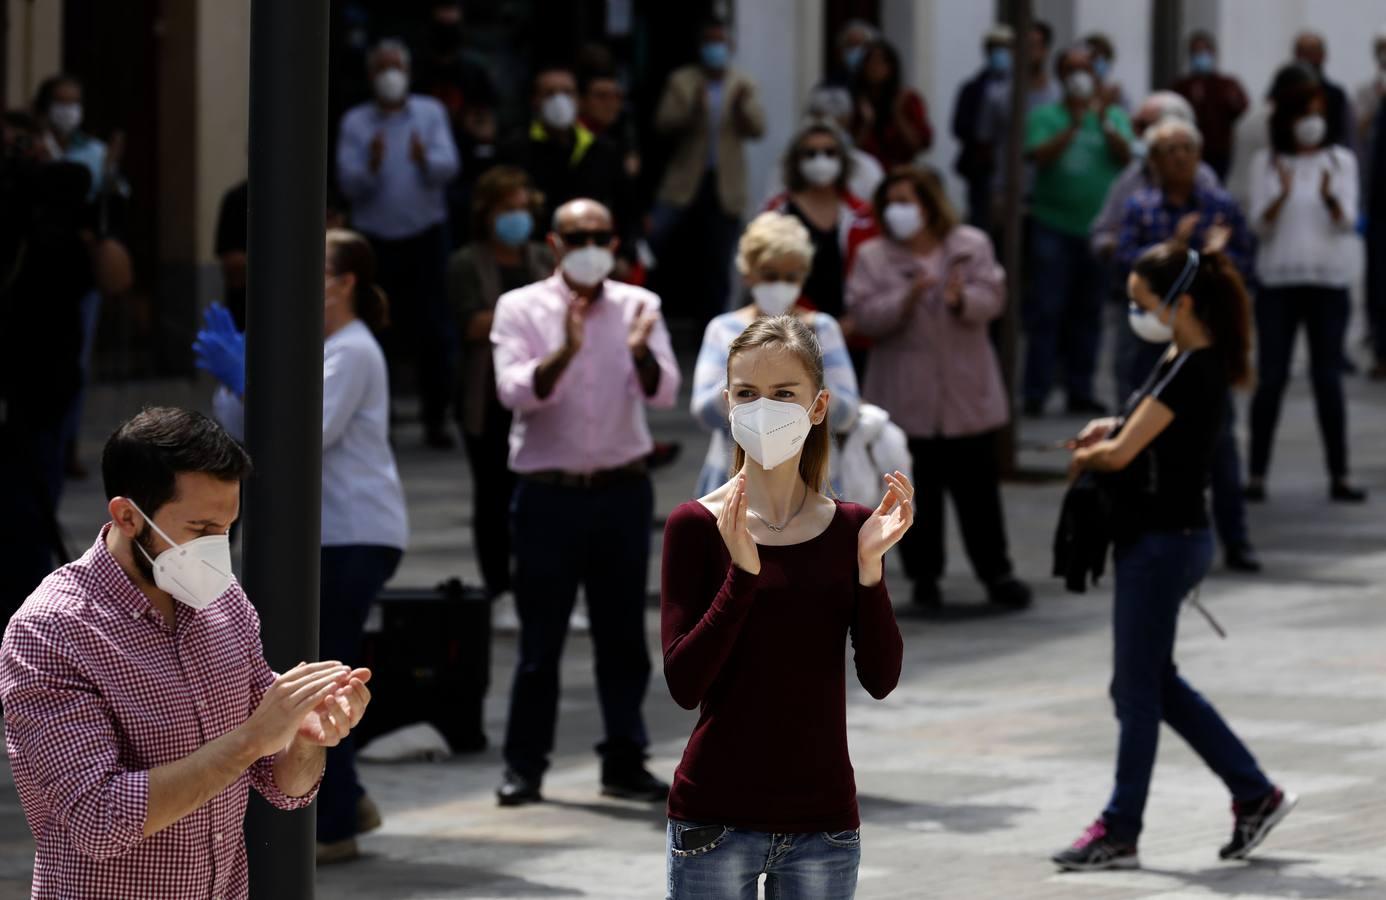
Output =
[
  {"x1": 203, "y1": 230, "x2": 409, "y2": 862},
  {"x1": 1246, "y1": 73, "x2": 1366, "y2": 503}
]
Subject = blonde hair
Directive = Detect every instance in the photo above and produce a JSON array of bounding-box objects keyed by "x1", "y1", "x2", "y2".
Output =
[
  {"x1": 726, "y1": 315, "x2": 832, "y2": 493},
  {"x1": 735, "y1": 211, "x2": 815, "y2": 276}
]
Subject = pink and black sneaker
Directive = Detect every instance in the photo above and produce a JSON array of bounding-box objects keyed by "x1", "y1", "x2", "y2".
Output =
[
  {"x1": 1219, "y1": 787, "x2": 1298, "y2": 860},
  {"x1": 1051, "y1": 818, "x2": 1139, "y2": 871}
]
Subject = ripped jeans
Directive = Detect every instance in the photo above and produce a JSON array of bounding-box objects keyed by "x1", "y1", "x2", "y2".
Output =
[{"x1": 666, "y1": 819, "x2": 860, "y2": 899}]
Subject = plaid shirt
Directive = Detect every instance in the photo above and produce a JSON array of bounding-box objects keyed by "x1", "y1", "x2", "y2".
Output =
[
  {"x1": 1115, "y1": 184, "x2": 1254, "y2": 282},
  {"x1": 0, "y1": 526, "x2": 318, "y2": 899}
]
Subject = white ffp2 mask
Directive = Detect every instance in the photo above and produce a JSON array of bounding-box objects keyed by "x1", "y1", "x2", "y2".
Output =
[
  {"x1": 560, "y1": 245, "x2": 614, "y2": 287},
  {"x1": 751, "y1": 282, "x2": 800, "y2": 316},
  {"x1": 127, "y1": 500, "x2": 234, "y2": 610},
  {"x1": 729, "y1": 394, "x2": 822, "y2": 471}
]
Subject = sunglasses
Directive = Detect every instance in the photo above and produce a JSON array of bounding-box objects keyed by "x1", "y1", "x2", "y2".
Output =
[{"x1": 559, "y1": 230, "x2": 615, "y2": 247}]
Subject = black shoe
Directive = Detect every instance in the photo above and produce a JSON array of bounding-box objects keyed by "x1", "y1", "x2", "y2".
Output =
[
  {"x1": 986, "y1": 576, "x2": 1032, "y2": 609},
  {"x1": 1330, "y1": 481, "x2": 1368, "y2": 503},
  {"x1": 425, "y1": 426, "x2": 457, "y2": 450},
  {"x1": 647, "y1": 441, "x2": 682, "y2": 470},
  {"x1": 1219, "y1": 787, "x2": 1297, "y2": 860},
  {"x1": 1243, "y1": 480, "x2": 1266, "y2": 503},
  {"x1": 912, "y1": 581, "x2": 942, "y2": 609},
  {"x1": 1066, "y1": 397, "x2": 1108, "y2": 416},
  {"x1": 496, "y1": 769, "x2": 543, "y2": 807},
  {"x1": 600, "y1": 764, "x2": 669, "y2": 802},
  {"x1": 1225, "y1": 545, "x2": 1262, "y2": 573},
  {"x1": 1022, "y1": 398, "x2": 1046, "y2": 418},
  {"x1": 1052, "y1": 819, "x2": 1139, "y2": 871}
]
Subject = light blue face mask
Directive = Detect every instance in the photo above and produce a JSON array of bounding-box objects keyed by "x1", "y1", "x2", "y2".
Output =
[
  {"x1": 493, "y1": 209, "x2": 534, "y2": 247},
  {"x1": 1190, "y1": 51, "x2": 1215, "y2": 74},
  {"x1": 1093, "y1": 57, "x2": 1111, "y2": 80},
  {"x1": 844, "y1": 44, "x2": 866, "y2": 73},
  {"x1": 989, "y1": 47, "x2": 1013, "y2": 75},
  {"x1": 701, "y1": 41, "x2": 730, "y2": 71}
]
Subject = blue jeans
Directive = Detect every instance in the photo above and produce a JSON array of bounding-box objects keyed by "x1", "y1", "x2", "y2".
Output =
[
  {"x1": 316, "y1": 544, "x2": 402, "y2": 843},
  {"x1": 666, "y1": 820, "x2": 860, "y2": 900},
  {"x1": 1023, "y1": 219, "x2": 1104, "y2": 406},
  {"x1": 1103, "y1": 530, "x2": 1272, "y2": 843},
  {"x1": 502, "y1": 475, "x2": 653, "y2": 777}
]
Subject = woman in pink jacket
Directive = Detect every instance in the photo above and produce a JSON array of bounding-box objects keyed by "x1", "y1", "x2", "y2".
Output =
[{"x1": 846, "y1": 167, "x2": 1030, "y2": 612}]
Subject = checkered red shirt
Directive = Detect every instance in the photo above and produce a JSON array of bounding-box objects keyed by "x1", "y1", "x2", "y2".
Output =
[{"x1": 0, "y1": 525, "x2": 319, "y2": 899}]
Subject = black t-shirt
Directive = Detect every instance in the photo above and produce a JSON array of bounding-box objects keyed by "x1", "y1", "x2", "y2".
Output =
[
  {"x1": 785, "y1": 200, "x2": 845, "y2": 319},
  {"x1": 1128, "y1": 347, "x2": 1227, "y2": 534}
]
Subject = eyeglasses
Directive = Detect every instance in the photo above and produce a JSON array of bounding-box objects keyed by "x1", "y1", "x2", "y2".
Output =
[
  {"x1": 559, "y1": 230, "x2": 615, "y2": 247},
  {"x1": 799, "y1": 148, "x2": 840, "y2": 161}
]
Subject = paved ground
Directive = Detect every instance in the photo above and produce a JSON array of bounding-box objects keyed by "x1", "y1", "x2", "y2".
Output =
[{"x1": 1, "y1": 336, "x2": 1383, "y2": 898}]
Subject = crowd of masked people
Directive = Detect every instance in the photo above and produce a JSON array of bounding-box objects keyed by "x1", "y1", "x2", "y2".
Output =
[{"x1": 2, "y1": 1, "x2": 1383, "y2": 870}]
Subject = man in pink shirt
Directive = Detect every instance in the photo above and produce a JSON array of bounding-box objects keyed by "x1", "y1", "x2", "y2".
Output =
[
  {"x1": 0, "y1": 407, "x2": 372, "y2": 898},
  {"x1": 491, "y1": 198, "x2": 679, "y2": 806}
]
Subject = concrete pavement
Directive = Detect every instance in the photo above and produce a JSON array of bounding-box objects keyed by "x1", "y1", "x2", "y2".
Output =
[{"x1": 0, "y1": 349, "x2": 1382, "y2": 898}]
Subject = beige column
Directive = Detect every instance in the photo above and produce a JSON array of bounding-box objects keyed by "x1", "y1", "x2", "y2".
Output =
[{"x1": 6, "y1": 0, "x2": 63, "y2": 109}]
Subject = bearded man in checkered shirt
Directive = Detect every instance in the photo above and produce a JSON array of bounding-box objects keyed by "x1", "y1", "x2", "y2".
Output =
[{"x1": 0, "y1": 407, "x2": 372, "y2": 898}]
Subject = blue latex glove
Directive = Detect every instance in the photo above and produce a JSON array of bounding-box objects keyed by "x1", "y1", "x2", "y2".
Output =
[
  {"x1": 1357, "y1": 213, "x2": 1370, "y2": 237},
  {"x1": 193, "y1": 303, "x2": 246, "y2": 397}
]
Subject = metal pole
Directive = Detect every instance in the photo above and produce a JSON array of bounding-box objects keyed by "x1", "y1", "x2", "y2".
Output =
[
  {"x1": 242, "y1": 0, "x2": 328, "y2": 897},
  {"x1": 997, "y1": 0, "x2": 1031, "y2": 476},
  {"x1": 1150, "y1": 0, "x2": 1184, "y2": 93}
]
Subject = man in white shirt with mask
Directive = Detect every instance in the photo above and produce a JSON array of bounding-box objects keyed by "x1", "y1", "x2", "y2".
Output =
[{"x1": 337, "y1": 38, "x2": 461, "y2": 450}]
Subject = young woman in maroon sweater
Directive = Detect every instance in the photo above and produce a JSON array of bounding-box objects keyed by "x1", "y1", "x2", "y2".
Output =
[{"x1": 660, "y1": 315, "x2": 912, "y2": 899}]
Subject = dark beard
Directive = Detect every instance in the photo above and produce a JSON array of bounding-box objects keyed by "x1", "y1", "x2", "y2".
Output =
[{"x1": 132, "y1": 525, "x2": 159, "y2": 584}]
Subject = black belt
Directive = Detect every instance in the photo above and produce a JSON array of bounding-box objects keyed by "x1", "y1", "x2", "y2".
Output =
[{"x1": 521, "y1": 461, "x2": 647, "y2": 490}]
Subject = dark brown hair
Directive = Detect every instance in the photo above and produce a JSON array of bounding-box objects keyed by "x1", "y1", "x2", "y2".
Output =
[
  {"x1": 471, "y1": 165, "x2": 543, "y2": 241},
  {"x1": 872, "y1": 165, "x2": 960, "y2": 239},
  {"x1": 1133, "y1": 241, "x2": 1252, "y2": 388},
  {"x1": 725, "y1": 316, "x2": 832, "y2": 493},
  {"x1": 1268, "y1": 64, "x2": 1325, "y2": 154},
  {"x1": 326, "y1": 229, "x2": 389, "y2": 332},
  {"x1": 102, "y1": 407, "x2": 252, "y2": 518}
]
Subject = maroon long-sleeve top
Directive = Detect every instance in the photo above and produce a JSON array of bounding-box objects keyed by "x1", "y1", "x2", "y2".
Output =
[{"x1": 660, "y1": 499, "x2": 904, "y2": 833}]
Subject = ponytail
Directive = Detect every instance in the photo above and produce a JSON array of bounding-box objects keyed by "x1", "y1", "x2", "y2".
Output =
[
  {"x1": 326, "y1": 228, "x2": 391, "y2": 332},
  {"x1": 1132, "y1": 239, "x2": 1252, "y2": 388}
]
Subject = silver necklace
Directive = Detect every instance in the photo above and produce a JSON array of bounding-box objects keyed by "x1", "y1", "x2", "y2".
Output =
[{"x1": 749, "y1": 485, "x2": 809, "y2": 533}]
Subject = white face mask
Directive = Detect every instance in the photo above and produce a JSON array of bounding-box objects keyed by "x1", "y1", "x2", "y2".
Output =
[
  {"x1": 374, "y1": 68, "x2": 409, "y2": 105},
  {"x1": 127, "y1": 500, "x2": 234, "y2": 610},
  {"x1": 1294, "y1": 114, "x2": 1326, "y2": 149},
  {"x1": 541, "y1": 92, "x2": 578, "y2": 130},
  {"x1": 799, "y1": 152, "x2": 842, "y2": 186},
  {"x1": 729, "y1": 393, "x2": 822, "y2": 471},
  {"x1": 883, "y1": 202, "x2": 924, "y2": 240},
  {"x1": 750, "y1": 281, "x2": 800, "y2": 316},
  {"x1": 1127, "y1": 303, "x2": 1174, "y2": 344},
  {"x1": 49, "y1": 102, "x2": 83, "y2": 136},
  {"x1": 1066, "y1": 70, "x2": 1096, "y2": 101},
  {"x1": 560, "y1": 245, "x2": 614, "y2": 287}
]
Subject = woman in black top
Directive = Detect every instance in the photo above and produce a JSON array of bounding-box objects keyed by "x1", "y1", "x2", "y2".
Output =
[{"x1": 1052, "y1": 239, "x2": 1296, "y2": 871}]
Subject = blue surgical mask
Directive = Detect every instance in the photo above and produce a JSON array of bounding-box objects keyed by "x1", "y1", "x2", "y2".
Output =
[
  {"x1": 1129, "y1": 138, "x2": 1148, "y2": 160},
  {"x1": 1093, "y1": 57, "x2": 1111, "y2": 80},
  {"x1": 701, "y1": 42, "x2": 730, "y2": 71},
  {"x1": 844, "y1": 45, "x2": 866, "y2": 73},
  {"x1": 1190, "y1": 51, "x2": 1215, "y2": 74},
  {"x1": 989, "y1": 47, "x2": 1013, "y2": 75},
  {"x1": 493, "y1": 209, "x2": 534, "y2": 247}
]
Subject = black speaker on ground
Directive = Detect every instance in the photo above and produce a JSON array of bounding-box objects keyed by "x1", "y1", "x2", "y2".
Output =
[{"x1": 355, "y1": 578, "x2": 492, "y2": 754}]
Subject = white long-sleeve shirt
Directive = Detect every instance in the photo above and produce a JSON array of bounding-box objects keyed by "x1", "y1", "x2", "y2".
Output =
[
  {"x1": 214, "y1": 319, "x2": 408, "y2": 549},
  {"x1": 1249, "y1": 146, "x2": 1359, "y2": 288}
]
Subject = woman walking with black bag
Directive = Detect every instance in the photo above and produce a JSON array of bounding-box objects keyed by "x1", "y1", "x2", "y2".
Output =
[{"x1": 1053, "y1": 237, "x2": 1295, "y2": 871}]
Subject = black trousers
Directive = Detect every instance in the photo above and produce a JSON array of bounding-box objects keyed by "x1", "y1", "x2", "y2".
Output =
[
  {"x1": 502, "y1": 475, "x2": 653, "y2": 778},
  {"x1": 1249, "y1": 285, "x2": 1350, "y2": 480},
  {"x1": 461, "y1": 408, "x2": 515, "y2": 599},
  {"x1": 899, "y1": 430, "x2": 1015, "y2": 586},
  {"x1": 364, "y1": 225, "x2": 455, "y2": 432}
]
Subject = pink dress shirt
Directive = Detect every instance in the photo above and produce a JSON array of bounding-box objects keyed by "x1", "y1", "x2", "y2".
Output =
[
  {"x1": 0, "y1": 526, "x2": 318, "y2": 899},
  {"x1": 491, "y1": 273, "x2": 681, "y2": 474},
  {"x1": 846, "y1": 227, "x2": 1010, "y2": 439}
]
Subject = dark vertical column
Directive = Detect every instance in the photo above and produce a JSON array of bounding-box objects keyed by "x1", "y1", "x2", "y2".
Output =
[
  {"x1": 1150, "y1": 0, "x2": 1184, "y2": 92},
  {"x1": 997, "y1": 0, "x2": 1031, "y2": 474},
  {"x1": 242, "y1": 0, "x2": 328, "y2": 896}
]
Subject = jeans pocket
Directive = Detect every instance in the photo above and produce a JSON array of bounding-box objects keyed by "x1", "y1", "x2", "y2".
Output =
[
  {"x1": 670, "y1": 821, "x2": 731, "y2": 858},
  {"x1": 821, "y1": 829, "x2": 861, "y2": 849}
]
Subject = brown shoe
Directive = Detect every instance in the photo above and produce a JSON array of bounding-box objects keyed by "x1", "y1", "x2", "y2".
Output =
[
  {"x1": 356, "y1": 795, "x2": 383, "y2": 835},
  {"x1": 316, "y1": 837, "x2": 360, "y2": 865}
]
